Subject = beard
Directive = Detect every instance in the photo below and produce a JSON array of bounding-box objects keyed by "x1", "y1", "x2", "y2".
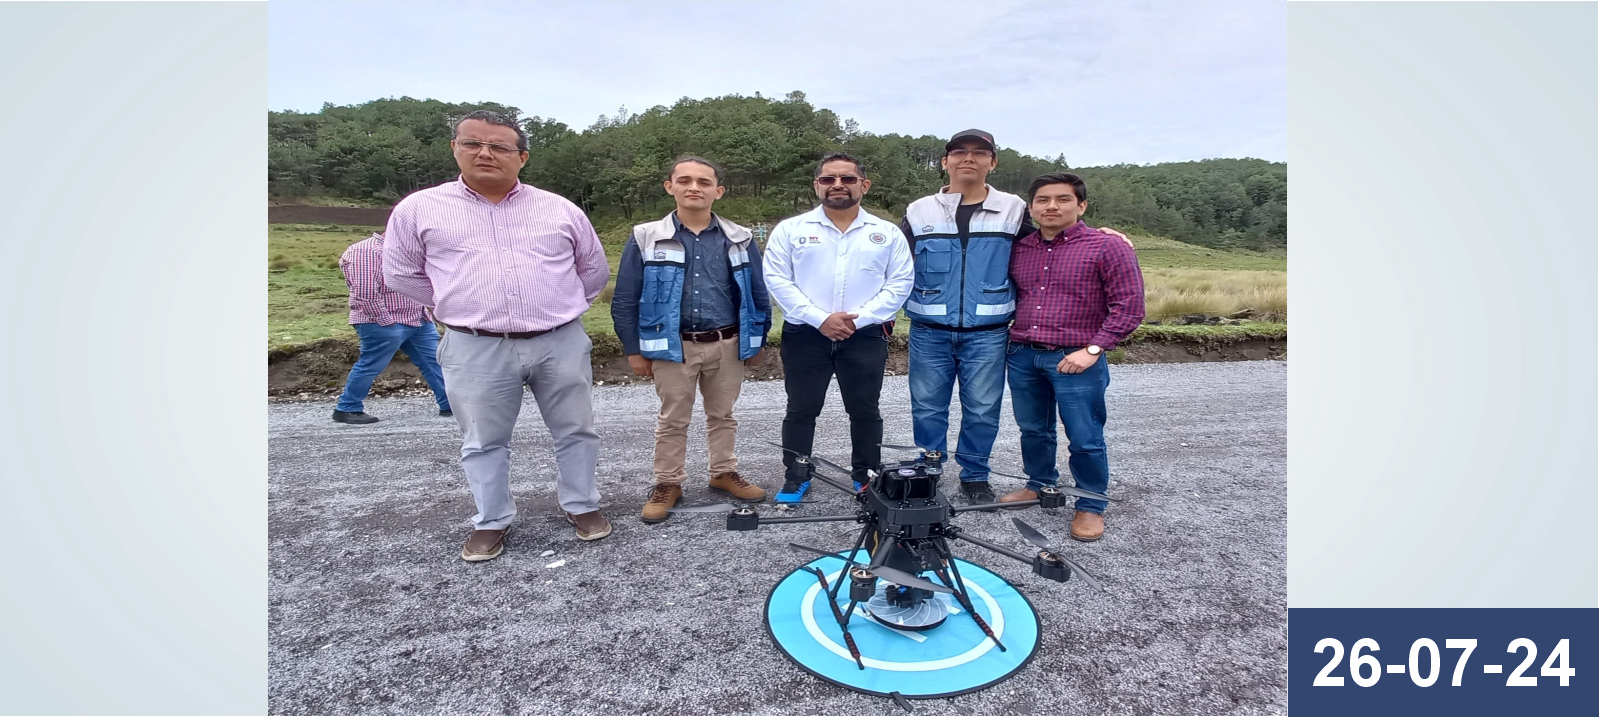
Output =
[{"x1": 822, "y1": 192, "x2": 860, "y2": 210}]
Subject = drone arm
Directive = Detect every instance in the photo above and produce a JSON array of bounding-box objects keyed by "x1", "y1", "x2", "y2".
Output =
[
  {"x1": 758, "y1": 513, "x2": 863, "y2": 525},
  {"x1": 807, "y1": 471, "x2": 859, "y2": 496},
  {"x1": 951, "y1": 499, "x2": 1039, "y2": 513},
  {"x1": 945, "y1": 528, "x2": 1037, "y2": 567}
]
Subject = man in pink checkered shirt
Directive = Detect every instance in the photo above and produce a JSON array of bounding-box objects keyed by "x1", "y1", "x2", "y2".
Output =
[
  {"x1": 383, "y1": 110, "x2": 613, "y2": 561},
  {"x1": 331, "y1": 232, "x2": 452, "y2": 425}
]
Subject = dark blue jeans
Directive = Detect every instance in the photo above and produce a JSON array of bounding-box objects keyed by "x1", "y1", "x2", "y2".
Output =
[
  {"x1": 336, "y1": 322, "x2": 450, "y2": 413},
  {"x1": 908, "y1": 323, "x2": 1009, "y2": 482},
  {"x1": 1005, "y1": 343, "x2": 1110, "y2": 513}
]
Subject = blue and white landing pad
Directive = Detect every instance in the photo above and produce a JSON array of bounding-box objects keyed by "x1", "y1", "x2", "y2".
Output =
[{"x1": 763, "y1": 550, "x2": 1041, "y2": 698}]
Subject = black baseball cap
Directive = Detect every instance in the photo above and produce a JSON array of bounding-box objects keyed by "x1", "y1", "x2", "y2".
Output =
[{"x1": 946, "y1": 129, "x2": 996, "y2": 152}]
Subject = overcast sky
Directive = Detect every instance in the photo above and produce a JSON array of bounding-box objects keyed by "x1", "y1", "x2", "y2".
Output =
[{"x1": 268, "y1": 0, "x2": 1285, "y2": 167}]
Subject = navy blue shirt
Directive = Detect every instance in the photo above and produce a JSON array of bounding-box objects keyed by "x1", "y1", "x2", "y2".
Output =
[{"x1": 673, "y1": 215, "x2": 738, "y2": 333}]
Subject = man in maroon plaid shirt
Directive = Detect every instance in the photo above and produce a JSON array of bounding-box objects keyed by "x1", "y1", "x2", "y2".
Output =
[{"x1": 998, "y1": 173, "x2": 1145, "y2": 541}]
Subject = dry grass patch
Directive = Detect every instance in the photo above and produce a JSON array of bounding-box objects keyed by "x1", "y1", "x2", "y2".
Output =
[{"x1": 1143, "y1": 268, "x2": 1287, "y2": 322}]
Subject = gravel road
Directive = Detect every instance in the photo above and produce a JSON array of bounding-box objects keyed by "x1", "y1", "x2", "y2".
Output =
[{"x1": 268, "y1": 361, "x2": 1286, "y2": 715}]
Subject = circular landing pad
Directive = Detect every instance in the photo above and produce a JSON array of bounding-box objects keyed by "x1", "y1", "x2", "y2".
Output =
[{"x1": 764, "y1": 550, "x2": 1041, "y2": 699}]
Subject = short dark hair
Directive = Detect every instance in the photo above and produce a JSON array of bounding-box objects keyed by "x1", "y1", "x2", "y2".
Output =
[
  {"x1": 452, "y1": 110, "x2": 528, "y2": 151},
  {"x1": 815, "y1": 152, "x2": 867, "y2": 179},
  {"x1": 1027, "y1": 173, "x2": 1087, "y2": 204},
  {"x1": 666, "y1": 156, "x2": 724, "y2": 186}
]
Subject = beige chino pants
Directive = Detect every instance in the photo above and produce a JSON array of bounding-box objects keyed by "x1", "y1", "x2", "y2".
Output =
[{"x1": 651, "y1": 336, "x2": 744, "y2": 484}]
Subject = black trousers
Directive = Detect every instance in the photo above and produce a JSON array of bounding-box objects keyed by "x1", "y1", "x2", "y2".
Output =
[{"x1": 779, "y1": 321, "x2": 890, "y2": 481}]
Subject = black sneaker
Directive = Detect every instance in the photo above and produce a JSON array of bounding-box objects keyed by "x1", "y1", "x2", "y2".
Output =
[
  {"x1": 960, "y1": 480, "x2": 996, "y2": 505},
  {"x1": 332, "y1": 410, "x2": 379, "y2": 425},
  {"x1": 439, "y1": 409, "x2": 453, "y2": 418}
]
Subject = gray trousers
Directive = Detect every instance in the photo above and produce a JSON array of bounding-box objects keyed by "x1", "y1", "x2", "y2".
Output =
[{"x1": 437, "y1": 320, "x2": 601, "y2": 529}]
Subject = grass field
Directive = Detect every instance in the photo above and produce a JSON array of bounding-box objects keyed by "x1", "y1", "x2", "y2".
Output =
[{"x1": 267, "y1": 223, "x2": 1285, "y2": 348}]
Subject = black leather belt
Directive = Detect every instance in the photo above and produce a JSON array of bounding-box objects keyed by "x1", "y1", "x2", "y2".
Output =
[
  {"x1": 1017, "y1": 340, "x2": 1072, "y2": 352},
  {"x1": 682, "y1": 325, "x2": 738, "y2": 343},
  {"x1": 439, "y1": 320, "x2": 565, "y2": 340}
]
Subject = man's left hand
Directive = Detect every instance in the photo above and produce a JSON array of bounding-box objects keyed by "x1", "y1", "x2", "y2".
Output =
[
  {"x1": 1057, "y1": 349, "x2": 1099, "y2": 374},
  {"x1": 744, "y1": 348, "x2": 765, "y2": 367},
  {"x1": 1099, "y1": 226, "x2": 1135, "y2": 249}
]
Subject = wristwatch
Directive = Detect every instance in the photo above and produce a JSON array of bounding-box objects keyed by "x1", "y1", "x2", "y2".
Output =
[{"x1": 1086, "y1": 345, "x2": 1102, "y2": 356}]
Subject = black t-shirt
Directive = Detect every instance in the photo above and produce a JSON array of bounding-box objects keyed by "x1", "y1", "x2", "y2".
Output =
[{"x1": 955, "y1": 201, "x2": 980, "y2": 241}]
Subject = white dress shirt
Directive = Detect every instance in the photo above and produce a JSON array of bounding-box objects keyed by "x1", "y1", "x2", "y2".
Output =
[{"x1": 762, "y1": 205, "x2": 914, "y2": 329}]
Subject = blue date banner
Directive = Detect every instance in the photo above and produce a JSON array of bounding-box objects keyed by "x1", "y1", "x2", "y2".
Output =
[{"x1": 1289, "y1": 608, "x2": 1597, "y2": 716}]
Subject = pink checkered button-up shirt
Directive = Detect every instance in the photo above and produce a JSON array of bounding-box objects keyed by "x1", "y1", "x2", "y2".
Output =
[
  {"x1": 1010, "y1": 221, "x2": 1146, "y2": 350},
  {"x1": 382, "y1": 178, "x2": 609, "y2": 333},
  {"x1": 340, "y1": 232, "x2": 428, "y2": 326}
]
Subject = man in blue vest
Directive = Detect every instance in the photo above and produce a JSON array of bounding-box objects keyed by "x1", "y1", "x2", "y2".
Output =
[
  {"x1": 612, "y1": 157, "x2": 772, "y2": 523},
  {"x1": 898, "y1": 130, "x2": 1033, "y2": 506}
]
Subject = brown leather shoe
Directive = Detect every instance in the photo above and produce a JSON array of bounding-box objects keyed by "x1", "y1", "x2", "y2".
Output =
[
  {"x1": 461, "y1": 528, "x2": 507, "y2": 562},
  {"x1": 566, "y1": 510, "x2": 613, "y2": 541},
  {"x1": 709, "y1": 471, "x2": 766, "y2": 502},
  {"x1": 640, "y1": 483, "x2": 682, "y2": 524},
  {"x1": 1070, "y1": 511, "x2": 1105, "y2": 542},
  {"x1": 998, "y1": 488, "x2": 1039, "y2": 510}
]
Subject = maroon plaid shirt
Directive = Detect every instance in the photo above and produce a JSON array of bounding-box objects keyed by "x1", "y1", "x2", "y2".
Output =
[
  {"x1": 341, "y1": 233, "x2": 428, "y2": 327},
  {"x1": 1010, "y1": 221, "x2": 1145, "y2": 350}
]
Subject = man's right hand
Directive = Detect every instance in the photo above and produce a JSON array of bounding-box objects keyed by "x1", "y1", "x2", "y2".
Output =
[
  {"x1": 820, "y1": 312, "x2": 859, "y2": 340},
  {"x1": 627, "y1": 354, "x2": 654, "y2": 377}
]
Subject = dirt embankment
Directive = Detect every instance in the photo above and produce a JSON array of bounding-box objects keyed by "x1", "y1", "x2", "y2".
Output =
[
  {"x1": 267, "y1": 333, "x2": 1282, "y2": 399},
  {"x1": 269, "y1": 204, "x2": 391, "y2": 226}
]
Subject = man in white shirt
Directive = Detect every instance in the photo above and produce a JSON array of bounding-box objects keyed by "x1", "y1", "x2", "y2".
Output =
[{"x1": 762, "y1": 153, "x2": 914, "y2": 502}]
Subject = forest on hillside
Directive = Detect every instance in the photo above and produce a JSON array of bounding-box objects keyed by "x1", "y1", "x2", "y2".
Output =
[{"x1": 269, "y1": 93, "x2": 1286, "y2": 251}]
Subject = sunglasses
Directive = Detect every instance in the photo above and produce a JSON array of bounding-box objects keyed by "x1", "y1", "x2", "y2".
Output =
[{"x1": 815, "y1": 175, "x2": 862, "y2": 186}]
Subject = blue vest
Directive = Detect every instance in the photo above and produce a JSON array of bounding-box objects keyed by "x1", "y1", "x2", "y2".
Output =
[
  {"x1": 901, "y1": 188, "x2": 1028, "y2": 328},
  {"x1": 632, "y1": 213, "x2": 767, "y2": 362}
]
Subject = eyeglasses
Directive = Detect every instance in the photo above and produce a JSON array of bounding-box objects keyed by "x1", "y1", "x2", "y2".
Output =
[
  {"x1": 948, "y1": 148, "x2": 994, "y2": 159},
  {"x1": 456, "y1": 139, "x2": 521, "y2": 156},
  {"x1": 815, "y1": 175, "x2": 862, "y2": 186}
]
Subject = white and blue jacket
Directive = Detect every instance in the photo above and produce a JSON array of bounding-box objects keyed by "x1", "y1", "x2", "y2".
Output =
[
  {"x1": 611, "y1": 212, "x2": 770, "y2": 363},
  {"x1": 897, "y1": 186, "x2": 1032, "y2": 329}
]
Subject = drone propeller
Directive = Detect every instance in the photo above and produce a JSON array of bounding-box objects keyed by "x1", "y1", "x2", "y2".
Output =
[
  {"x1": 767, "y1": 441, "x2": 854, "y2": 477},
  {"x1": 763, "y1": 441, "x2": 863, "y2": 496},
  {"x1": 668, "y1": 501, "x2": 813, "y2": 514},
  {"x1": 787, "y1": 543, "x2": 955, "y2": 595},
  {"x1": 881, "y1": 444, "x2": 1115, "y2": 503},
  {"x1": 983, "y1": 471, "x2": 1116, "y2": 503},
  {"x1": 1011, "y1": 517, "x2": 1105, "y2": 592}
]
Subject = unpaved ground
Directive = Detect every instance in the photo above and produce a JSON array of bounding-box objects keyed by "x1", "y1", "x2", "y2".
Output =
[
  {"x1": 268, "y1": 361, "x2": 1287, "y2": 715},
  {"x1": 267, "y1": 335, "x2": 1281, "y2": 396}
]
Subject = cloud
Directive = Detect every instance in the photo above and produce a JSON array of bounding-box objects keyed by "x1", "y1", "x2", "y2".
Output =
[{"x1": 268, "y1": 0, "x2": 1285, "y2": 166}]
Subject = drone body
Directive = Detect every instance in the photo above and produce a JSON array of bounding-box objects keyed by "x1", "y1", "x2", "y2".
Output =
[{"x1": 685, "y1": 442, "x2": 1111, "y2": 699}]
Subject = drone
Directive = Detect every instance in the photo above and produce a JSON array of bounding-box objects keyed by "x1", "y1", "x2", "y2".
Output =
[{"x1": 669, "y1": 440, "x2": 1113, "y2": 700}]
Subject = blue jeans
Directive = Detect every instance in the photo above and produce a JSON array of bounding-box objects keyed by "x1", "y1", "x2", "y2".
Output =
[
  {"x1": 908, "y1": 323, "x2": 1009, "y2": 482},
  {"x1": 335, "y1": 322, "x2": 450, "y2": 413},
  {"x1": 1006, "y1": 343, "x2": 1110, "y2": 513}
]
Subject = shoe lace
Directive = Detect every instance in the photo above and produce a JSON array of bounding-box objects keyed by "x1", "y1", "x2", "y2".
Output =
[
  {"x1": 719, "y1": 472, "x2": 754, "y2": 488},
  {"x1": 646, "y1": 484, "x2": 677, "y2": 505}
]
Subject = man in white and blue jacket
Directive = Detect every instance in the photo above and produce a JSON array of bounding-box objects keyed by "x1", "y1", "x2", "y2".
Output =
[
  {"x1": 612, "y1": 157, "x2": 772, "y2": 523},
  {"x1": 898, "y1": 130, "x2": 1033, "y2": 506}
]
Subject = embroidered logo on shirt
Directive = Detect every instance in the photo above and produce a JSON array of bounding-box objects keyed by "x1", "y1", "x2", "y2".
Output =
[
  {"x1": 804, "y1": 236, "x2": 818, "y2": 244},
  {"x1": 921, "y1": 225, "x2": 934, "y2": 233},
  {"x1": 869, "y1": 233, "x2": 887, "y2": 244},
  {"x1": 653, "y1": 251, "x2": 666, "y2": 260}
]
